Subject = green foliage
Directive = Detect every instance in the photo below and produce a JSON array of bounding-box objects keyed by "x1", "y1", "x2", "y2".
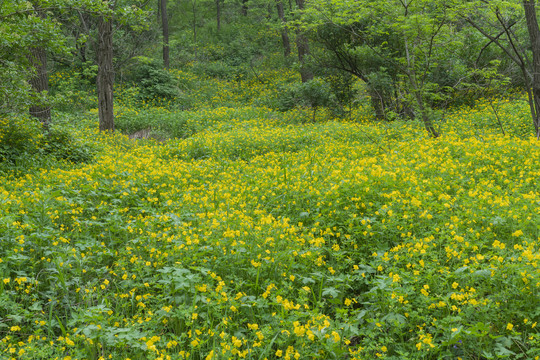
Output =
[
  {"x1": 164, "y1": 125, "x2": 322, "y2": 161},
  {"x1": 42, "y1": 126, "x2": 95, "y2": 163},
  {"x1": 0, "y1": 115, "x2": 43, "y2": 164},
  {"x1": 49, "y1": 67, "x2": 99, "y2": 112},
  {"x1": 2, "y1": 99, "x2": 540, "y2": 359},
  {"x1": 115, "y1": 107, "x2": 193, "y2": 139},
  {"x1": 0, "y1": 114, "x2": 94, "y2": 177},
  {"x1": 129, "y1": 59, "x2": 180, "y2": 104},
  {"x1": 324, "y1": 71, "x2": 359, "y2": 114},
  {"x1": 277, "y1": 78, "x2": 336, "y2": 121},
  {"x1": 0, "y1": 1, "x2": 64, "y2": 116},
  {"x1": 7, "y1": 2, "x2": 540, "y2": 355},
  {"x1": 191, "y1": 60, "x2": 246, "y2": 80}
]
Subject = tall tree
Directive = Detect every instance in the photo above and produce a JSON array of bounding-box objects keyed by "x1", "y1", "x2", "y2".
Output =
[
  {"x1": 97, "y1": 3, "x2": 115, "y2": 132},
  {"x1": 192, "y1": 0, "x2": 198, "y2": 42},
  {"x1": 462, "y1": 0, "x2": 540, "y2": 138},
  {"x1": 522, "y1": 0, "x2": 540, "y2": 137},
  {"x1": 161, "y1": 0, "x2": 170, "y2": 68},
  {"x1": 276, "y1": 0, "x2": 291, "y2": 57},
  {"x1": 295, "y1": 0, "x2": 313, "y2": 82},
  {"x1": 0, "y1": 1, "x2": 67, "y2": 119},
  {"x1": 28, "y1": 7, "x2": 51, "y2": 126},
  {"x1": 28, "y1": 45, "x2": 51, "y2": 126},
  {"x1": 216, "y1": 0, "x2": 222, "y2": 32},
  {"x1": 302, "y1": 0, "x2": 458, "y2": 136}
]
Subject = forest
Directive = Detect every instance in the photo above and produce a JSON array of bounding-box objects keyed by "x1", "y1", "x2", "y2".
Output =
[{"x1": 2, "y1": 0, "x2": 540, "y2": 359}]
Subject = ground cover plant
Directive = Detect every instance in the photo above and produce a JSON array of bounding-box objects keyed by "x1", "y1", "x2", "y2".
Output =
[
  {"x1": 7, "y1": 0, "x2": 540, "y2": 357},
  {"x1": 1, "y1": 88, "x2": 540, "y2": 360}
]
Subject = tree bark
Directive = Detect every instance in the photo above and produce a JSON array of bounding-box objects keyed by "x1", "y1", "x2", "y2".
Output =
[
  {"x1": 295, "y1": 0, "x2": 313, "y2": 82},
  {"x1": 28, "y1": 43, "x2": 51, "y2": 126},
  {"x1": 97, "y1": 10, "x2": 114, "y2": 132},
  {"x1": 216, "y1": 0, "x2": 221, "y2": 32},
  {"x1": 276, "y1": 0, "x2": 291, "y2": 57},
  {"x1": 28, "y1": 8, "x2": 51, "y2": 126},
  {"x1": 160, "y1": 0, "x2": 170, "y2": 68},
  {"x1": 368, "y1": 86, "x2": 386, "y2": 120},
  {"x1": 523, "y1": 0, "x2": 540, "y2": 138},
  {"x1": 192, "y1": 0, "x2": 197, "y2": 42},
  {"x1": 403, "y1": 36, "x2": 438, "y2": 137}
]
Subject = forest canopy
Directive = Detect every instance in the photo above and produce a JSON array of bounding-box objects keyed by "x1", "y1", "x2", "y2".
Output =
[{"x1": 2, "y1": 0, "x2": 540, "y2": 136}]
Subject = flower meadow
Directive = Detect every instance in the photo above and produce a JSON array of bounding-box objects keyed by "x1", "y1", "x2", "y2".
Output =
[{"x1": 2, "y1": 90, "x2": 540, "y2": 360}]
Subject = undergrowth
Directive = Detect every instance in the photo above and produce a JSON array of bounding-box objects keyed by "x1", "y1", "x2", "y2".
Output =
[{"x1": 1, "y1": 67, "x2": 539, "y2": 359}]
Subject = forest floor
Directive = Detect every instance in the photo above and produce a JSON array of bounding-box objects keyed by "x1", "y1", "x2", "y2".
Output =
[{"x1": 1, "y1": 73, "x2": 540, "y2": 359}]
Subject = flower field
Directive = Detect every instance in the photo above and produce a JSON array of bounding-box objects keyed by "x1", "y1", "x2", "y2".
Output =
[{"x1": 1, "y1": 98, "x2": 540, "y2": 359}]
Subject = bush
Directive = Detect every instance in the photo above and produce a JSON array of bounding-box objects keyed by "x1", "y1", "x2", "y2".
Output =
[
  {"x1": 277, "y1": 79, "x2": 336, "y2": 122},
  {"x1": 0, "y1": 114, "x2": 94, "y2": 172},
  {"x1": 42, "y1": 126, "x2": 94, "y2": 163},
  {"x1": 49, "y1": 66, "x2": 99, "y2": 112},
  {"x1": 130, "y1": 59, "x2": 180, "y2": 104},
  {"x1": 0, "y1": 115, "x2": 43, "y2": 164}
]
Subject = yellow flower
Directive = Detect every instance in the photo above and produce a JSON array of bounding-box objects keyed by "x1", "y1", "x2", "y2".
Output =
[
  {"x1": 506, "y1": 323, "x2": 514, "y2": 331},
  {"x1": 232, "y1": 336, "x2": 242, "y2": 347}
]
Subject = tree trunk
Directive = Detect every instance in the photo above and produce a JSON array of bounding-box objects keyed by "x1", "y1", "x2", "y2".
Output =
[
  {"x1": 523, "y1": 0, "x2": 540, "y2": 138},
  {"x1": 28, "y1": 44, "x2": 51, "y2": 126},
  {"x1": 192, "y1": 0, "x2": 197, "y2": 43},
  {"x1": 160, "y1": 0, "x2": 170, "y2": 69},
  {"x1": 242, "y1": 0, "x2": 248, "y2": 16},
  {"x1": 97, "y1": 11, "x2": 114, "y2": 132},
  {"x1": 295, "y1": 0, "x2": 313, "y2": 82},
  {"x1": 368, "y1": 86, "x2": 386, "y2": 120},
  {"x1": 403, "y1": 34, "x2": 438, "y2": 137},
  {"x1": 276, "y1": 1, "x2": 291, "y2": 57},
  {"x1": 216, "y1": 0, "x2": 221, "y2": 32},
  {"x1": 28, "y1": 8, "x2": 51, "y2": 126},
  {"x1": 415, "y1": 91, "x2": 439, "y2": 138}
]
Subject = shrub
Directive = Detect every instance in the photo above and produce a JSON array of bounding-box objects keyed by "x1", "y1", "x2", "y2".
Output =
[
  {"x1": 42, "y1": 126, "x2": 94, "y2": 163},
  {"x1": 130, "y1": 59, "x2": 180, "y2": 104},
  {"x1": 49, "y1": 67, "x2": 98, "y2": 112},
  {"x1": 0, "y1": 114, "x2": 94, "y2": 173},
  {"x1": 0, "y1": 114, "x2": 43, "y2": 164},
  {"x1": 277, "y1": 79, "x2": 337, "y2": 122}
]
